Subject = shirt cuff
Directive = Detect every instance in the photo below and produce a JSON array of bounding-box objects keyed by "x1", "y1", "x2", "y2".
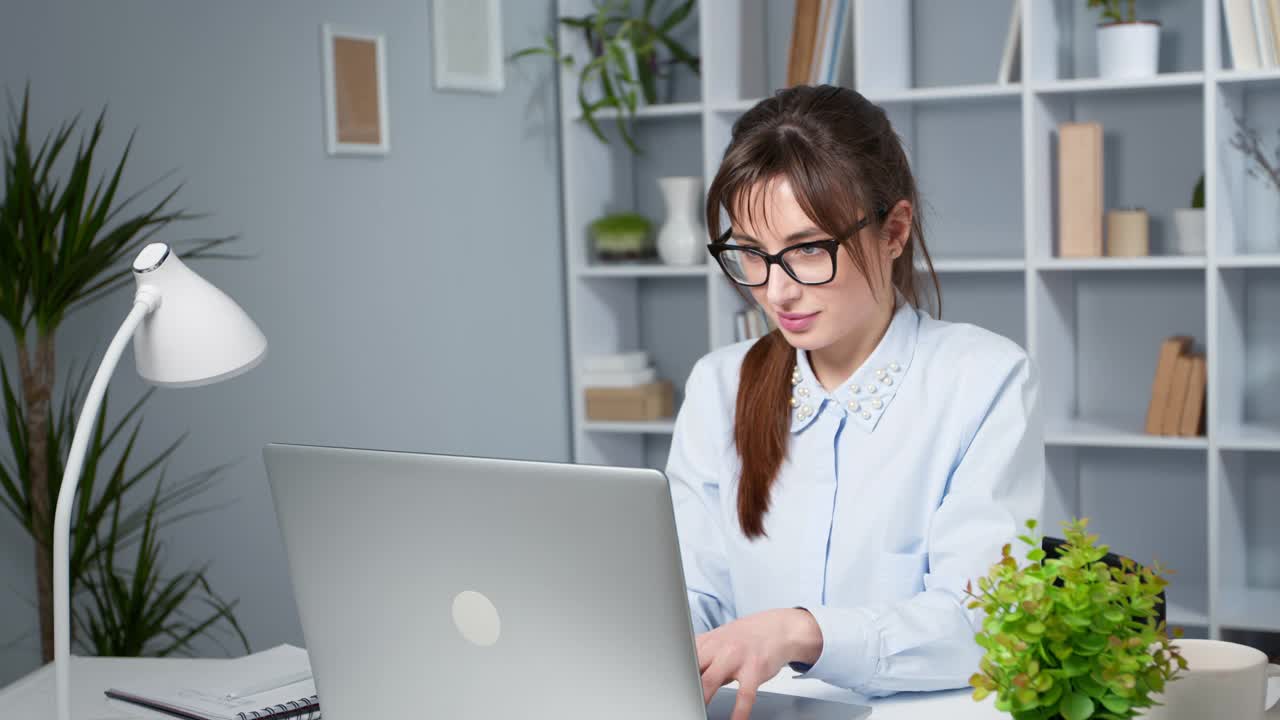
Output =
[{"x1": 789, "y1": 605, "x2": 880, "y2": 689}]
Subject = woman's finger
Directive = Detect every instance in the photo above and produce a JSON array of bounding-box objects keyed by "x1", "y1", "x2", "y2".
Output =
[
  {"x1": 700, "y1": 653, "x2": 734, "y2": 706},
  {"x1": 730, "y1": 678, "x2": 760, "y2": 720}
]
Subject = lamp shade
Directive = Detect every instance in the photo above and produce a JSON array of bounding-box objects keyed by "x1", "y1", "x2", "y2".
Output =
[{"x1": 130, "y1": 243, "x2": 267, "y2": 387}]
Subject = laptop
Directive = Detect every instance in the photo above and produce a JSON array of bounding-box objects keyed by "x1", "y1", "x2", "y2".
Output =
[{"x1": 263, "y1": 443, "x2": 871, "y2": 720}]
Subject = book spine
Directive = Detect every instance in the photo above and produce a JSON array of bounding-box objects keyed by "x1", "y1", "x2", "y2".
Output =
[
  {"x1": 1178, "y1": 354, "x2": 1208, "y2": 437},
  {"x1": 787, "y1": 0, "x2": 822, "y2": 87},
  {"x1": 1161, "y1": 354, "x2": 1195, "y2": 436},
  {"x1": 1253, "y1": 0, "x2": 1279, "y2": 66},
  {"x1": 1145, "y1": 336, "x2": 1191, "y2": 434},
  {"x1": 1224, "y1": 0, "x2": 1263, "y2": 70}
]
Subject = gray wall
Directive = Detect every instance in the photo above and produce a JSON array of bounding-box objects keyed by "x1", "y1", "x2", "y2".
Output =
[{"x1": 0, "y1": 0, "x2": 569, "y2": 686}]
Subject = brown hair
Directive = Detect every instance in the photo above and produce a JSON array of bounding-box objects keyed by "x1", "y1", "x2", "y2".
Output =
[{"x1": 704, "y1": 85, "x2": 941, "y2": 539}]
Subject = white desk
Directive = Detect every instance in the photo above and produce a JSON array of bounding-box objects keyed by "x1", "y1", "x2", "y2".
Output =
[{"x1": 3, "y1": 655, "x2": 1278, "y2": 719}]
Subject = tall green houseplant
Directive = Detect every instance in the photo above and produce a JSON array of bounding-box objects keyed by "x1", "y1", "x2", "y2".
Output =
[{"x1": 0, "y1": 87, "x2": 247, "y2": 662}]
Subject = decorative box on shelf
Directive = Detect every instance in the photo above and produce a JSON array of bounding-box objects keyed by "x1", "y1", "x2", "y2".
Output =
[{"x1": 585, "y1": 380, "x2": 674, "y2": 422}]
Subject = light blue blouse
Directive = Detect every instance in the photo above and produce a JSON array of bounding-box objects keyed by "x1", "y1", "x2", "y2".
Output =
[{"x1": 665, "y1": 301, "x2": 1045, "y2": 697}]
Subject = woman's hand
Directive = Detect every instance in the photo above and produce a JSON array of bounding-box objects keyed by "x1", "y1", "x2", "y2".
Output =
[{"x1": 696, "y1": 608, "x2": 823, "y2": 720}]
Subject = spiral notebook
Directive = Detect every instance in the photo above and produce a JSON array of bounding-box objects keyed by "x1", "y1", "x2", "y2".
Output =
[{"x1": 104, "y1": 644, "x2": 320, "y2": 720}]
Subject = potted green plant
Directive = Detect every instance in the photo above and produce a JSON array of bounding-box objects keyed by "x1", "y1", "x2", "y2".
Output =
[
  {"x1": 1172, "y1": 175, "x2": 1205, "y2": 256},
  {"x1": 590, "y1": 211, "x2": 654, "y2": 261},
  {"x1": 1087, "y1": 1, "x2": 1160, "y2": 80},
  {"x1": 511, "y1": 0, "x2": 699, "y2": 154},
  {"x1": 0, "y1": 87, "x2": 248, "y2": 662},
  {"x1": 967, "y1": 519, "x2": 1186, "y2": 720}
]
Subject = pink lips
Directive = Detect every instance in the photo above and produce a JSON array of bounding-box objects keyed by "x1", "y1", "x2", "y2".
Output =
[{"x1": 776, "y1": 311, "x2": 818, "y2": 332}]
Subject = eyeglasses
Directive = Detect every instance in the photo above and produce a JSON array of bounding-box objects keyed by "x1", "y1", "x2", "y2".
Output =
[{"x1": 706, "y1": 210, "x2": 885, "y2": 287}]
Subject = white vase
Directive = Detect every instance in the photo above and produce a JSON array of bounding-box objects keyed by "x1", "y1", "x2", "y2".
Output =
[
  {"x1": 1173, "y1": 208, "x2": 1206, "y2": 255},
  {"x1": 656, "y1": 176, "x2": 706, "y2": 266},
  {"x1": 1097, "y1": 22, "x2": 1160, "y2": 79}
]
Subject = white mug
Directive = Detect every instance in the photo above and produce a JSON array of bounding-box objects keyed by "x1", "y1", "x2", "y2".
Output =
[{"x1": 1143, "y1": 639, "x2": 1280, "y2": 720}]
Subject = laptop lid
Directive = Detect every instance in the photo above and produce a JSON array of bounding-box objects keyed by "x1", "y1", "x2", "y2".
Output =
[{"x1": 263, "y1": 443, "x2": 869, "y2": 720}]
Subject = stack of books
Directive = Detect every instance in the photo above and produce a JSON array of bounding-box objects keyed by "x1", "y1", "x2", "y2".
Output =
[
  {"x1": 1222, "y1": 0, "x2": 1280, "y2": 70},
  {"x1": 1144, "y1": 336, "x2": 1208, "y2": 437},
  {"x1": 785, "y1": 0, "x2": 851, "y2": 87},
  {"x1": 733, "y1": 307, "x2": 775, "y2": 342},
  {"x1": 582, "y1": 351, "x2": 673, "y2": 422}
]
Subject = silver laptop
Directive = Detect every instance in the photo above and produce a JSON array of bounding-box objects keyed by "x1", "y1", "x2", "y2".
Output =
[{"x1": 263, "y1": 443, "x2": 871, "y2": 720}]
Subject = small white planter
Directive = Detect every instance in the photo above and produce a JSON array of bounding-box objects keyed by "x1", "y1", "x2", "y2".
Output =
[
  {"x1": 1097, "y1": 22, "x2": 1160, "y2": 80},
  {"x1": 1173, "y1": 208, "x2": 1206, "y2": 255}
]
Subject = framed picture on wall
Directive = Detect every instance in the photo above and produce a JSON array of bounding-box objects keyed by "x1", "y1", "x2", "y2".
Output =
[
  {"x1": 321, "y1": 23, "x2": 390, "y2": 155},
  {"x1": 431, "y1": 0, "x2": 504, "y2": 93}
]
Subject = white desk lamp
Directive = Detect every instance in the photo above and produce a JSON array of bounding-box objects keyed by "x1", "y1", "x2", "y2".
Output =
[{"x1": 53, "y1": 242, "x2": 267, "y2": 720}]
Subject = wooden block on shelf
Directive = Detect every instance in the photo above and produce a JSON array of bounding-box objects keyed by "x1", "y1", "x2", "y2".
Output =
[
  {"x1": 1058, "y1": 122, "x2": 1104, "y2": 258},
  {"x1": 1145, "y1": 335, "x2": 1191, "y2": 435},
  {"x1": 1178, "y1": 353, "x2": 1207, "y2": 437},
  {"x1": 1161, "y1": 353, "x2": 1194, "y2": 436},
  {"x1": 585, "y1": 381, "x2": 674, "y2": 422}
]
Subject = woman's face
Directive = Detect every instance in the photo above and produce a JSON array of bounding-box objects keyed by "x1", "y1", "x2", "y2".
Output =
[{"x1": 729, "y1": 178, "x2": 909, "y2": 356}]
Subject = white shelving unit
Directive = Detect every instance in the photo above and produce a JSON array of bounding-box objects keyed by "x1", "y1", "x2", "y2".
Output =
[{"x1": 556, "y1": 0, "x2": 1280, "y2": 645}]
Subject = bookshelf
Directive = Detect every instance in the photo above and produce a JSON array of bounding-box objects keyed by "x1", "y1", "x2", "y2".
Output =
[{"x1": 556, "y1": 0, "x2": 1280, "y2": 645}]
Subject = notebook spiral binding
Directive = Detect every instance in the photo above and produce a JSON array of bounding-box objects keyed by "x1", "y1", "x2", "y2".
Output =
[{"x1": 235, "y1": 694, "x2": 320, "y2": 720}]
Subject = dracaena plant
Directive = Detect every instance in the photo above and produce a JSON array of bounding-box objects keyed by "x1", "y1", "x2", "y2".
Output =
[
  {"x1": 966, "y1": 519, "x2": 1186, "y2": 720},
  {"x1": 511, "y1": 0, "x2": 699, "y2": 154},
  {"x1": 0, "y1": 85, "x2": 245, "y2": 662}
]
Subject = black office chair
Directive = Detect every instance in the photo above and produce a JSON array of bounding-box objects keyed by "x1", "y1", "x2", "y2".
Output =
[{"x1": 1041, "y1": 536, "x2": 1168, "y2": 629}]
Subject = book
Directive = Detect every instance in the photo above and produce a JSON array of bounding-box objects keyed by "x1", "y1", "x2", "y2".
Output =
[
  {"x1": 581, "y1": 366, "x2": 657, "y2": 388},
  {"x1": 1178, "y1": 353, "x2": 1208, "y2": 437},
  {"x1": 582, "y1": 350, "x2": 649, "y2": 373},
  {"x1": 786, "y1": 0, "x2": 822, "y2": 87},
  {"x1": 1224, "y1": 0, "x2": 1263, "y2": 70},
  {"x1": 812, "y1": 0, "x2": 850, "y2": 85},
  {"x1": 104, "y1": 645, "x2": 318, "y2": 720},
  {"x1": 1161, "y1": 353, "x2": 1195, "y2": 436},
  {"x1": 1057, "y1": 122, "x2": 1104, "y2": 258},
  {"x1": 810, "y1": 0, "x2": 832, "y2": 84},
  {"x1": 1271, "y1": 0, "x2": 1280, "y2": 64},
  {"x1": 997, "y1": 0, "x2": 1022, "y2": 84},
  {"x1": 1145, "y1": 336, "x2": 1192, "y2": 435},
  {"x1": 1254, "y1": 0, "x2": 1279, "y2": 66}
]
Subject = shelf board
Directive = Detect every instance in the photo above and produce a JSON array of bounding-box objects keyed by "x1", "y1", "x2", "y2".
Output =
[
  {"x1": 1045, "y1": 418, "x2": 1208, "y2": 450},
  {"x1": 1216, "y1": 254, "x2": 1280, "y2": 269},
  {"x1": 1215, "y1": 67, "x2": 1280, "y2": 86},
  {"x1": 581, "y1": 420, "x2": 676, "y2": 434},
  {"x1": 577, "y1": 263, "x2": 709, "y2": 278},
  {"x1": 1036, "y1": 256, "x2": 1207, "y2": 271},
  {"x1": 927, "y1": 258, "x2": 1025, "y2": 273},
  {"x1": 864, "y1": 83, "x2": 1023, "y2": 104},
  {"x1": 1217, "y1": 424, "x2": 1280, "y2": 452},
  {"x1": 1218, "y1": 587, "x2": 1280, "y2": 632},
  {"x1": 574, "y1": 101, "x2": 703, "y2": 122},
  {"x1": 1032, "y1": 72, "x2": 1204, "y2": 95}
]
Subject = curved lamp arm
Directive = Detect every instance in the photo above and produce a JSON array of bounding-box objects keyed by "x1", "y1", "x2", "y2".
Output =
[{"x1": 53, "y1": 290, "x2": 158, "y2": 720}]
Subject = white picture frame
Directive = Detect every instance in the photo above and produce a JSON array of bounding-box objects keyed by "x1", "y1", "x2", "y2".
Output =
[
  {"x1": 321, "y1": 23, "x2": 390, "y2": 156},
  {"x1": 431, "y1": 0, "x2": 504, "y2": 93}
]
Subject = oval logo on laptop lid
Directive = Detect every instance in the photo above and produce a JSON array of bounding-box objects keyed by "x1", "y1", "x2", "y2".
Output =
[{"x1": 451, "y1": 591, "x2": 501, "y2": 647}]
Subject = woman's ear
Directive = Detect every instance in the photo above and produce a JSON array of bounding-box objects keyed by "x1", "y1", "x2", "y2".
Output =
[{"x1": 883, "y1": 200, "x2": 913, "y2": 259}]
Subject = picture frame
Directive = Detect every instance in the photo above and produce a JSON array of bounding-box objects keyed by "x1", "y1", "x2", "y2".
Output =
[
  {"x1": 321, "y1": 23, "x2": 390, "y2": 156},
  {"x1": 431, "y1": 0, "x2": 504, "y2": 93}
]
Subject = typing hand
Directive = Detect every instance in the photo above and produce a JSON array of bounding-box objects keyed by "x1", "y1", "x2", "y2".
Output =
[{"x1": 695, "y1": 608, "x2": 823, "y2": 720}]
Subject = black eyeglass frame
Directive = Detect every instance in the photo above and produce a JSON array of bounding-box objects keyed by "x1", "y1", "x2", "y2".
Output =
[{"x1": 706, "y1": 207, "x2": 889, "y2": 288}]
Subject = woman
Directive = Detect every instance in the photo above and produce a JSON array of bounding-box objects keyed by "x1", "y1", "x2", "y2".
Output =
[{"x1": 665, "y1": 85, "x2": 1045, "y2": 718}]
